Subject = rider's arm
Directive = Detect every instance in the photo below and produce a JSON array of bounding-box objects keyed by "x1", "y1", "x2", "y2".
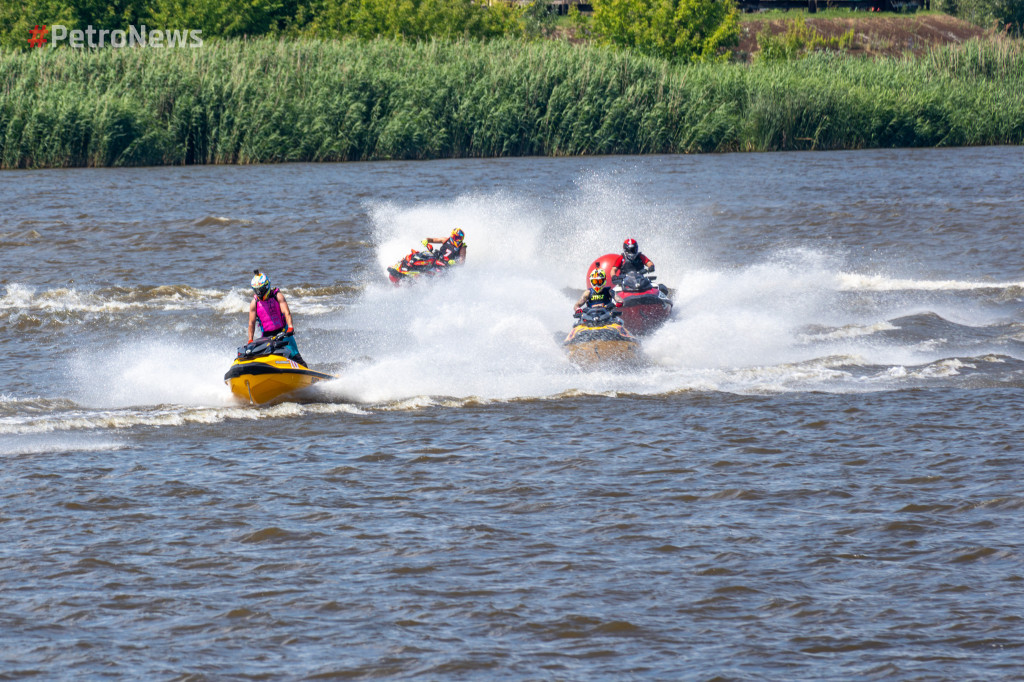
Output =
[
  {"x1": 574, "y1": 290, "x2": 589, "y2": 309},
  {"x1": 642, "y1": 254, "x2": 654, "y2": 271},
  {"x1": 277, "y1": 292, "x2": 294, "y2": 330},
  {"x1": 247, "y1": 300, "x2": 257, "y2": 342},
  {"x1": 457, "y1": 244, "x2": 467, "y2": 263}
]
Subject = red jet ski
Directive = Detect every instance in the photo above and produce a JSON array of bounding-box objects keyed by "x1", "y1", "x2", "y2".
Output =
[
  {"x1": 387, "y1": 243, "x2": 452, "y2": 286},
  {"x1": 586, "y1": 254, "x2": 673, "y2": 336}
]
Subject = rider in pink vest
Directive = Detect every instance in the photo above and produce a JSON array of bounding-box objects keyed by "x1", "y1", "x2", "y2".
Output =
[{"x1": 247, "y1": 270, "x2": 304, "y2": 365}]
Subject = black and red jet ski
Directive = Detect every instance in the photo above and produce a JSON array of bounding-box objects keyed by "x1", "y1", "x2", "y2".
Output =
[
  {"x1": 586, "y1": 253, "x2": 673, "y2": 336},
  {"x1": 612, "y1": 271, "x2": 673, "y2": 336},
  {"x1": 387, "y1": 241, "x2": 459, "y2": 286},
  {"x1": 387, "y1": 247, "x2": 443, "y2": 285}
]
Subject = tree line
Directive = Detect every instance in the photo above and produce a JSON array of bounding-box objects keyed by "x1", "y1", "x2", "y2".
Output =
[{"x1": 1, "y1": 0, "x2": 741, "y2": 60}]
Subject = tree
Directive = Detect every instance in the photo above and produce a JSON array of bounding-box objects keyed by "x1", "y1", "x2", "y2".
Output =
[
  {"x1": 309, "y1": 0, "x2": 521, "y2": 40},
  {"x1": 1, "y1": 0, "x2": 76, "y2": 49},
  {"x1": 939, "y1": 0, "x2": 1024, "y2": 35},
  {"x1": 146, "y1": 0, "x2": 287, "y2": 38}
]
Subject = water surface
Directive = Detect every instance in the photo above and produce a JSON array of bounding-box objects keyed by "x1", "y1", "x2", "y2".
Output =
[{"x1": 2, "y1": 147, "x2": 1024, "y2": 679}]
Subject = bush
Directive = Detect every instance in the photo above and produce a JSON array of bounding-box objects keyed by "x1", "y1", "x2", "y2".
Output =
[
  {"x1": 591, "y1": 0, "x2": 740, "y2": 62},
  {"x1": 940, "y1": 0, "x2": 1024, "y2": 35},
  {"x1": 756, "y1": 17, "x2": 855, "y2": 62},
  {"x1": 307, "y1": 0, "x2": 522, "y2": 40}
]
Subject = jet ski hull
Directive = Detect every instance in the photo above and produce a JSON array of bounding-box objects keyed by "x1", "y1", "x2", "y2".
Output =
[
  {"x1": 224, "y1": 354, "x2": 334, "y2": 405},
  {"x1": 564, "y1": 322, "x2": 642, "y2": 369},
  {"x1": 387, "y1": 246, "x2": 456, "y2": 286},
  {"x1": 619, "y1": 291, "x2": 673, "y2": 336}
]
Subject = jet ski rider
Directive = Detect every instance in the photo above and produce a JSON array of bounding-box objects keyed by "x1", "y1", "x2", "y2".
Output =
[
  {"x1": 247, "y1": 270, "x2": 306, "y2": 366},
  {"x1": 424, "y1": 228, "x2": 467, "y2": 266},
  {"x1": 618, "y1": 238, "x2": 655, "y2": 277},
  {"x1": 574, "y1": 268, "x2": 621, "y2": 313}
]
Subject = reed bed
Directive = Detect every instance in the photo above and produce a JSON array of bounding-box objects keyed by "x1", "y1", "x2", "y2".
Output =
[{"x1": 1, "y1": 38, "x2": 1022, "y2": 168}]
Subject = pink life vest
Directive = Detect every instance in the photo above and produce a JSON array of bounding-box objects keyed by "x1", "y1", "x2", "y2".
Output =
[{"x1": 254, "y1": 288, "x2": 285, "y2": 334}]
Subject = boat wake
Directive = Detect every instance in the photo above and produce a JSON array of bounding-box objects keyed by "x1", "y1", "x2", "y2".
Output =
[{"x1": 5, "y1": 180, "x2": 1024, "y2": 434}]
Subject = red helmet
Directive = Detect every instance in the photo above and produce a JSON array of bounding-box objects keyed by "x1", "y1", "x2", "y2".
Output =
[
  {"x1": 623, "y1": 238, "x2": 639, "y2": 257},
  {"x1": 590, "y1": 269, "x2": 606, "y2": 289}
]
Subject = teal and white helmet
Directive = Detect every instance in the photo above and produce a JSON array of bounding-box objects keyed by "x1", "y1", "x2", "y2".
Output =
[{"x1": 251, "y1": 270, "x2": 271, "y2": 299}]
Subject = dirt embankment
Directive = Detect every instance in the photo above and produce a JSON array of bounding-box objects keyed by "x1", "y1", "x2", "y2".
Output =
[{"x1": 737, "y1": 14, "x2": 988, "y2": 60}]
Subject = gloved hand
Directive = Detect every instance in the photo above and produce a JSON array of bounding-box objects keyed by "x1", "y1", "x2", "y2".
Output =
[
  {"x1": 248, "y1": 337, "x2": 253, "y2": 343},
  {"x1": 574, "y1": 308, "x2": 582, "y2": 316},
  {"x1": 448, "y1": 259, "x2": 456, "y2": 265},
  {"x1": 285, "y1": 326, "x2": 294, "y2": 336}
]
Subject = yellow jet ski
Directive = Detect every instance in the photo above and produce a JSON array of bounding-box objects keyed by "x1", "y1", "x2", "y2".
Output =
[
  {"x1": 224, "y1": 333, "x2": 334, "y2": 405},
  {"x1": 563, "y1": 306, "x2": 643, "y2": 369}
]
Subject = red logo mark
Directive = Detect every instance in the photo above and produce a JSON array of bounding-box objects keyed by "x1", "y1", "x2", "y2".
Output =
[{"x1": 28, "y1": 25, "x2": 49, "y2": 48}]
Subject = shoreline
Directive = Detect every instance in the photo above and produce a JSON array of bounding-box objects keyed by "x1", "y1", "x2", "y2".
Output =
[{"x1": 1, "y1": 143, "x2": 1021, "y2": 173}]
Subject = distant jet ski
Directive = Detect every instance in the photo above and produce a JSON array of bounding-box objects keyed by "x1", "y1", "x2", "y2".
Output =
[
  {"x1": 387, "y1": 241, "x2": 460, "y2": 286},
  {"x1": 563, "y1": 307, "x2": 643, "y2": 369},
  {"x1": 224, "y1": 333, "x2": 334, "y2": 405}
]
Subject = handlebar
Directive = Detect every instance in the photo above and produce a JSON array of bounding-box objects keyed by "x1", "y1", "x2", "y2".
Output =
[{"x1": 612, "y1": 271, "x2": 656, "y2": 285}]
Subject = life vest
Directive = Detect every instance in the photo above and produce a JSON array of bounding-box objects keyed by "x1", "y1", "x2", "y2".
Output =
[
  {"x1": 619, "y1": 253, "x2": 651, "y2": 275},
  {"x1": 436, "y1": 238, "x2": 465, "y2": 264},
  {"x1": 254, "y1": 288, "x2": 285, "y2": 335},
  {"x1": 586, "y1": 286, "x2": 615, "y2": 308}
]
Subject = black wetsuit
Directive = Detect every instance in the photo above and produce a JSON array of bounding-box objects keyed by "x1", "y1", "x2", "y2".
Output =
[{"x1": 435, "y1": 238, "x2": 465, "y2": 265}]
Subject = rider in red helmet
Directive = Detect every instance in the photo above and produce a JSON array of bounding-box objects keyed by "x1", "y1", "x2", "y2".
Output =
[
  {"x1": 424, "y1": 228, "x2": 467, "y2": 266},
  {"x1": 619, "y1": 238, "x2": 654, "y2": 277}
]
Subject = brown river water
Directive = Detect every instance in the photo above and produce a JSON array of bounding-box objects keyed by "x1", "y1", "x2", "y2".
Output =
[{"x1": 2, "y1": 147, "x2": 1024, "y2": 679}]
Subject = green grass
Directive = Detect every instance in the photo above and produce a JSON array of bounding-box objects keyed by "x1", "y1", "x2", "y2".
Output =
[{"x1": 0, "y1": 37, "x2": 1022, "y2": 168}]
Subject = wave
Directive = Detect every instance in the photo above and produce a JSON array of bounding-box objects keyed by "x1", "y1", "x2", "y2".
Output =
[
  {"x1": 0, "y1": 434, "x2": 128, "y2": 456},
  {"x1": 798, "y1": 321, "x2": 899, "y2": 343},
  {"x1": 193, "y1": 215, "x2": 254, "y2": 227},
  {"x1": 0, "y1": 283, "x2": 356, "y2": 325},
  {"x1": 0, "y1": 401, "x2": 365, "y2": 436},
  {"x1": 0, "y1": 228, "x2": 44, "y2": 247},
  {"x1": 838, "y1": 273, "x2": 1024, "y2": 293}
]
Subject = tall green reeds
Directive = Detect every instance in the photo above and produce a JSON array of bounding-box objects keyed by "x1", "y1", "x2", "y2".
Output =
[{"x1": 0, "y1": 37, "x2": 1022, "y2": 168}]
